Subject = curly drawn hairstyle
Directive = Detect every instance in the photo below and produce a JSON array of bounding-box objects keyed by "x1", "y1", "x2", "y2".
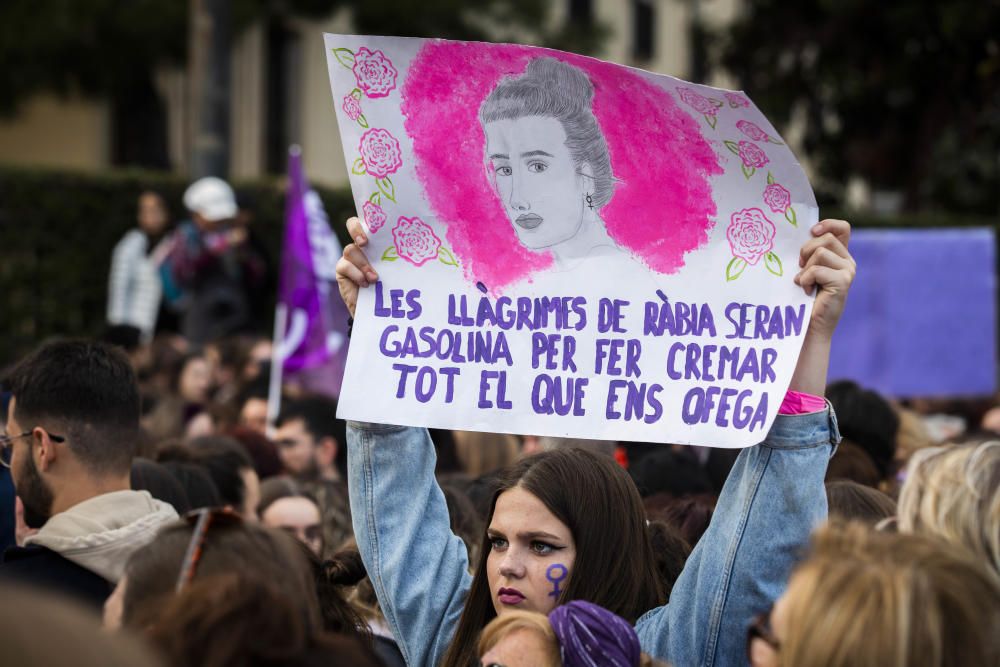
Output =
[
  {"x1": 442, "y1": 447, "x2": 664, "y2": 667},
  {"x1": 479, "y1": 57, "x2": 615, "y2": 210}
]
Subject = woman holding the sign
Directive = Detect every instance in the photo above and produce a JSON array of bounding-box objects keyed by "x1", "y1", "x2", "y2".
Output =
[{"x1": 337, "y1": 218, "x2": 853, "y2": 666}]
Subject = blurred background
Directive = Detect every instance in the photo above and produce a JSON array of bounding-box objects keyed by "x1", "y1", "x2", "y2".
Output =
[{"x1": 0, "y1": 0, "x2": 997, "y2": 389}]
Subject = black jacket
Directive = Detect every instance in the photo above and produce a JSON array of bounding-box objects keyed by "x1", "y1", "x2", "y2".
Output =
[{"x1": 0, "y1": 544, "x2": 112, "y2": 610}]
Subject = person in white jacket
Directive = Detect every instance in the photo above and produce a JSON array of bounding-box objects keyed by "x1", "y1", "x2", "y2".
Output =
[
  {"x1": 107, "y1": 191, "x2": 171, "y2": 341},
  {"x1": 0, "y1": 340, "x2": 178, "y2": 609}
]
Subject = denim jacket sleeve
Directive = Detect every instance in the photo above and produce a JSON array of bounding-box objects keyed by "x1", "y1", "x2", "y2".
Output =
[
  {"x1": 347, "y1": 422, "x2": 470, "y2": 667},
  {"x1": 635, "y1": 407, "x2": 841, "y2": 667}
]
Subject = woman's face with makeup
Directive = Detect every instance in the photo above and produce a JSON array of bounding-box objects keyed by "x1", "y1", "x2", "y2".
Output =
[
  {"x1": 484, "y1": 115, "x2": 588, "y2": 250},
  {"x1": 486, "y1": 486, "x2": 576, "y2": 615}
]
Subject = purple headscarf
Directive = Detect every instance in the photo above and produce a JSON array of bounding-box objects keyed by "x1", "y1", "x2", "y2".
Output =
[{"x1": 548, "y1": 600, "x2": 641, "y2": 667}]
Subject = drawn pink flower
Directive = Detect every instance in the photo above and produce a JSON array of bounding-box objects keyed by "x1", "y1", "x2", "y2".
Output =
[
  {"x1": 763, "y1": 183, "x2": 791, "y2": 214},
  {"x1": 736, "y1": 120, "x2": 770, "y2": 143},
  {"x1": 737, "y1": 140, "x2": 769, "y2": 169},
  {"x1": 359, "y1": 128, "x2": 402, "y2": 179},
  {"x1": 727, "y1": 208, "x2": 776, "y2": 266},
  {"x1": 392, "y1": 216, "x2": 441, "y2": 267},
  {"x1": 725, "y1": 92, "x2": 750, "y2": 108},
  {"x1": 678, "y1": 87, "x2": 720, "y2": 116},
  {"x1": 342, "y1": 94, "x2": 362, "y2": 121},
  {"x1": 363, "y1": 200, "x2": 387, "y2": 233},
  {"x1": 352, "y1": 47, "x2": 398, "y2": 98}
]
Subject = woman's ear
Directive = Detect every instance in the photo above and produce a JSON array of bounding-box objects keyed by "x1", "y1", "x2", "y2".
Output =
[{"x1": 576, "y1": 163, "x2": 595, "y2": 182}]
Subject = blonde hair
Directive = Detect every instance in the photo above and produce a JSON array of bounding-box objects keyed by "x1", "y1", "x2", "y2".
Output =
[
  {"x1": 898, "y1": 441, "x2": 1000, "y2": 576},
  {"x1": 779, "y1": 521, "x2": 1000, "y2": 667},
  {"x1": 453, "y1": 431, "x2": 522, "y2": 477},
  {"x1": 478, "y1": 611, "x2": 560, "y2": 667},
  {"x1": 478, "y1": 610, "x2": 669, "y2": 667}
]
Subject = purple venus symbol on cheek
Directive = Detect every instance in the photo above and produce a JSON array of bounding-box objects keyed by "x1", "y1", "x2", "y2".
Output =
[{"x1": 546, "y1": 563, "x2": 568, "y2": 599}]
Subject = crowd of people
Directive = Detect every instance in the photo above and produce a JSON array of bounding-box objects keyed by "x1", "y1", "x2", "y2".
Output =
[{"x1": 0, "y1": 179, "x2": 997, "y2": 667}]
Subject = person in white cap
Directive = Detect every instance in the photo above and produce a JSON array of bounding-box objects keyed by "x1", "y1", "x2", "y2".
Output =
[{"x1": 162, "y1": 177, "x2": 265, "y2": 344}]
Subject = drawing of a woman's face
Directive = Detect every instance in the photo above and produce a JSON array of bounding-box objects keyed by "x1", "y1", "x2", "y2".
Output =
[{"x1": 484, "y1": 115, "x2": 589, "y2": 250}]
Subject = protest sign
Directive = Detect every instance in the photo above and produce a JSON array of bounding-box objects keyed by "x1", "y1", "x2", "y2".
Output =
[
  {"x1": 829, "y1": 228, "x2": 996, "y2": 398},
  {"x1": 325, "y1": 35, "x2": 819, "y2": 447}
]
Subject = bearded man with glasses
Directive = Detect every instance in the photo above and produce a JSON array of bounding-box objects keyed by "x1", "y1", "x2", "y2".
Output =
[{"x1": 0, "y1": 340, "x2": 178, "y2": 608}]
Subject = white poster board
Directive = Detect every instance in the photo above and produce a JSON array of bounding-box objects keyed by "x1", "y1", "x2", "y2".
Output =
[{"x1": 326, "y1": 35, "x2": 817, "y2": 447}]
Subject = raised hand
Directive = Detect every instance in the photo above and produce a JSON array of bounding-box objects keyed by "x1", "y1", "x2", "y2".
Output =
[
  {"x1": 336, "y1": 216, "x2": 380, "y2": 318},
  {"x1": 790, "y1": 218, "x2": 857, "y2": 395},
  {"x1": 795, "y1": 218, "x2": 856, "y2": 341}
]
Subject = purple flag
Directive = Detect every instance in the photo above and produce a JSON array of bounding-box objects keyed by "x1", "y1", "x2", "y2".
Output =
[{"x1": 276, "y1": 148, "x2": 350, "y2": 397}]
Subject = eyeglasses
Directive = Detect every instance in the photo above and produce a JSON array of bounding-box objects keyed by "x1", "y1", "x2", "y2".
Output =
[
  {"x1": 175, "y1": 507, "x2": 243, "y2": 593},
  {"x1": 746, "y1": 602, "x2": 782, "y2": 661},
  {"x1": 0, "y1": 430, "x2": 66, "y2": 469}
]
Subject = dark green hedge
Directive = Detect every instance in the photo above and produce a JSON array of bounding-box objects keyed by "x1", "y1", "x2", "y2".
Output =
[
  {"x1": 0, "y1": 167, "x2": 355, "y2": 366},
  {"x1": 0, "y1": 167, "x2": 994, "y2": 366}
]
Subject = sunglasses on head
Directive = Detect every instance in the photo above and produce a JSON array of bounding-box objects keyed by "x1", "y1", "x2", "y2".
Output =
[{"x1": 175, "y1": 507, "x2": 243, "y2": 593}]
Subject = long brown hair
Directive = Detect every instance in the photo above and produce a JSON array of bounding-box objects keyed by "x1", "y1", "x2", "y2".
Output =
[
  {"x1": 142, "y1": 574, "x2": 383, "y2": 667},
  {"x1": 442, "y1": 448, "x2": 664, "y2": 667}
]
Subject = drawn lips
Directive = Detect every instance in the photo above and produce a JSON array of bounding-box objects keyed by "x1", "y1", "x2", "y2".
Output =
[{"x1": 515, "y1": 213, "x2": 543, "y2": 230}]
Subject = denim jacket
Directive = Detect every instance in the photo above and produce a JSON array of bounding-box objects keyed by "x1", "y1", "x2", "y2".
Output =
[{"x1": 348, "y1": 408, "x2": 840, "y2": 667}]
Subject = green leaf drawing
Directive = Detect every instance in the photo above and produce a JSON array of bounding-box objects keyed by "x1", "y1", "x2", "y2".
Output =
[
  {"x1": 785, "y1": 207, "x2": 798, "y2": 227},
  {"x1": 351, "y1": 157, "x2": 367, "y2": 175},
  {"x1": 724, "y1": 140, "x2": 740, "y2": 155},
  {"x1": 706, "y1": 114, "x2": 717, "y2": 129},
  {"x1": 350, "y1": 87, "x2": 362, "y2": 100},
  {"x1": 357, "y1": 114, "x2": 369, "y2": 129},
  {"x1": 368, "y1": 191, "x2": 381, "y2": 206},
  {"x1": 381, "y1": 245, "x2": 399, "y2": 262},
  {"x1": 726, "y1": 256, "x2": 747, "y2": 281},
  {"x1": 742, "y1": 164, "x2": 755, "y2": 179},
  {"x1": 768, "y1": 137, "x2": 784, "y2": 146},
  {"x1": 438, "y1": 247, "x2": 459, "y2": 267},
  {"x1": 767, "y1": 171, "x2": 775, "y2": 185},
  {"x1": 377, "y1": 176, "x2": 396, "y2": 202},
  {"x1": 765, "y1": 252, "x2": 783, "y2": 277},
  {"x1": 709, "y1": 97, "x2": 724, "y2": 108},
  {"x1": 333, "y1": 48, "x2": 355, "y2": 69}
]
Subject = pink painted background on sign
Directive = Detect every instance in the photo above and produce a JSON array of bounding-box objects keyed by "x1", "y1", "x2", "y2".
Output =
[{"x1": 401, "y1": 41, "x2": 722, "y2": 290}]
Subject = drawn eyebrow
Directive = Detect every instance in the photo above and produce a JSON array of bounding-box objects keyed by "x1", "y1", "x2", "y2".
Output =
[
  {"x1": 520, "y1": 150, "x2": 554, "y2": 158},
  {"x1": 489, "y1": 153, "x2": 510, "y2": 160}
]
